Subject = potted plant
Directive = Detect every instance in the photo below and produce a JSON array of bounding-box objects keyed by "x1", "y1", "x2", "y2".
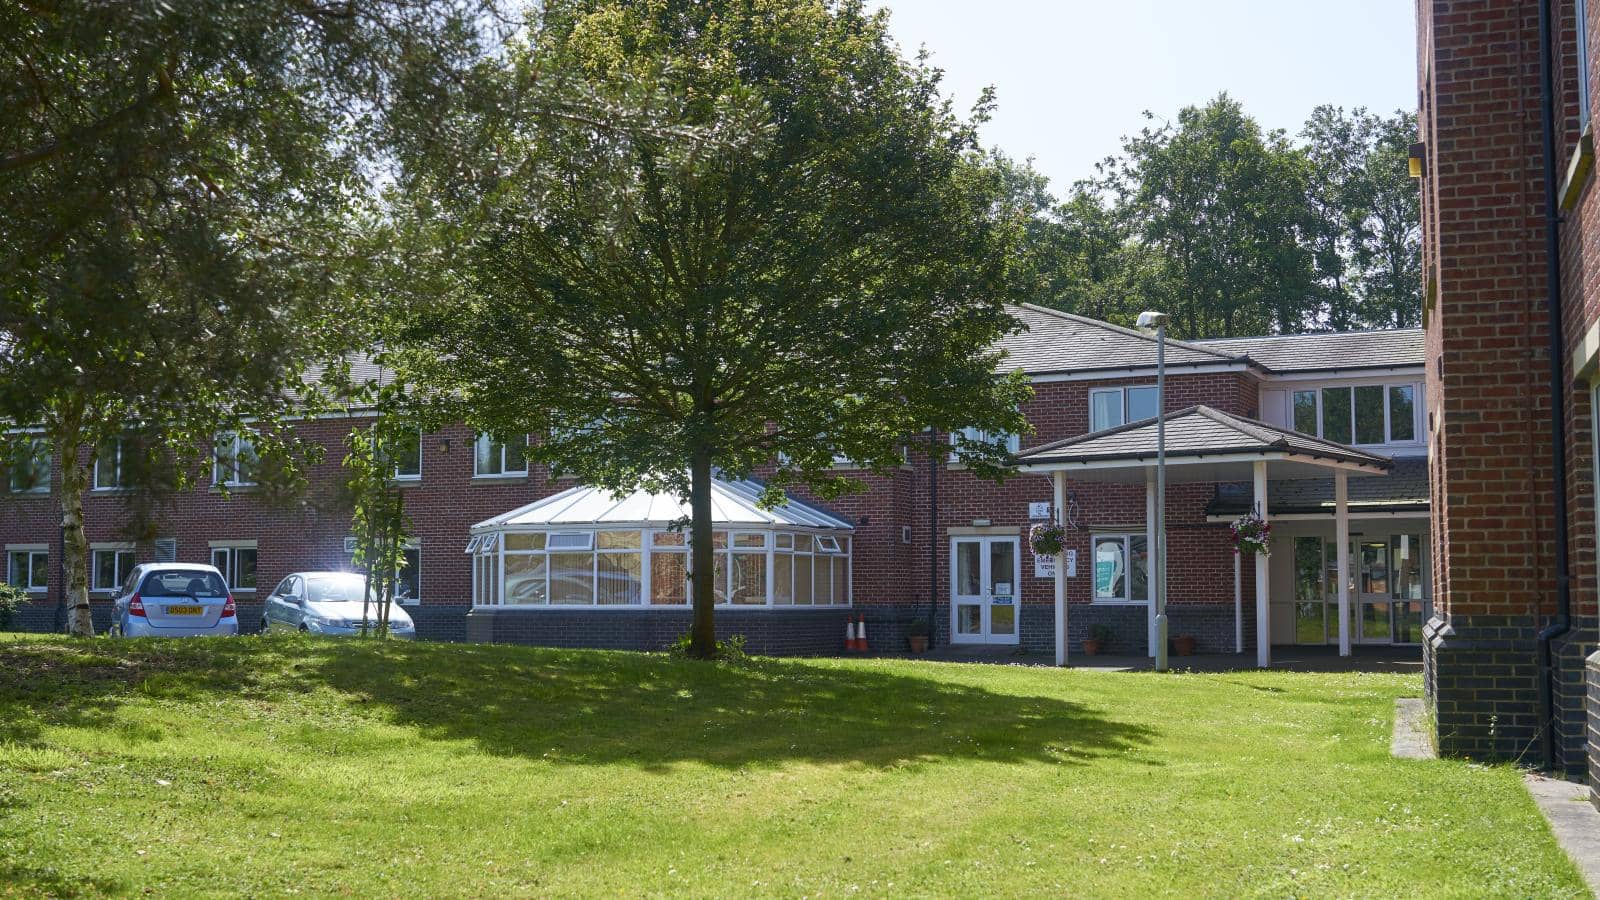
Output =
[
  {"x1": 1229, "y1": 507, "x2": 1272, "y2": 557},
  {"x1": 1173, "y1": 634, "x2": 1198, "y2": 656},
  {"x1": 1082, "y1": 623, "x2": 1113, "y2": 656},
  {"x1": 905, "y1": 617, "x2": 930, "y2": 654}
]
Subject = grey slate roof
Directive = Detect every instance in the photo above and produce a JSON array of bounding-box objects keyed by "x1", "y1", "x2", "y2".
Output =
[
  {"x1": 996, "y1": 304, "x2": 1247, "y2": 375},
  {"x1": 1195, "y1": 328, "x2": 1425, "y2": 373},
  {"x1": 1013, "y1": 405, "x2": 1394, "y2": 470},
  {"x1": 1207, "y1": 457, "x2": 1429, "y2": 517}
]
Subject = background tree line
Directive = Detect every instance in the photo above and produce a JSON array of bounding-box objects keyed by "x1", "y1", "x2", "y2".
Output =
[{"x1": 1004, "y1": 94, "x2": 1420, "y2": 338}]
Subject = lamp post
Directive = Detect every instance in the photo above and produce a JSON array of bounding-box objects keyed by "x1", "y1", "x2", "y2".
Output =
[{"x1": 1137, "y1": 310, "x2": 1169, "y2": 673}]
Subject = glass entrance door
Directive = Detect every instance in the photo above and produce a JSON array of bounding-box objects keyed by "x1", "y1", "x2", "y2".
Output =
[
  {"x1": 1290, "y1": 531, "x2": 1427, "y2": 646},
  {"x1": 950, "y1": 536, "x2": 1020, "y2": 645}
]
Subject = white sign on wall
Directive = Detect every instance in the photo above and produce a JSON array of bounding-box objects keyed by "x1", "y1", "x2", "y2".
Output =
[
  {"x1": 1028, "y1": 501, "x2": 1053, "y2": 520},
  {"x1": 1035, "y1": 550, "x2": 1077, "y2": 579}
]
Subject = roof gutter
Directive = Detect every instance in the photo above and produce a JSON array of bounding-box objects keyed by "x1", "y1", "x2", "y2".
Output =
[{"x1": 1536, "y1": 0, "x2": 1574, "y2": 774}]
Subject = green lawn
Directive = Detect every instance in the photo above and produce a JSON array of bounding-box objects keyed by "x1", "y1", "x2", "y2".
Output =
[{"x1": 0, "y1": 635, "x2": 1583, "y2": 898}]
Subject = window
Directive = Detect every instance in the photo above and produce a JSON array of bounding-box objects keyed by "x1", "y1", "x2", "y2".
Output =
[
  {"x1": 1090, "y1": 386, "x2": 1160, "y2": 432},
  {"x1": 91, "y1": 546, "x2": 135, "y2": 592},
  {"x1": 94, "y1": 436, "x2": 127, "y2": 490},
  {"x1": 8, "y1": 437, "x2": 50, "y2": 493},
  {"x1": 1582, "y1": 0, "x2": 1593, "y2": 134},
  {"x1": 7, "y1": 547, "x2": 48, "y2": 592},
  {"x1": 948, "y1": 427, "x2": 1021, "y2": 461},
  {"x1": 397, "y1": 545, "x2": 420, "y2": 604},
  {"x1": 1289, "y1": 384, "x2": 1421, "y2": 446},
  {"x1": 387, "y1": 430, "x2": 422, "y2": 480},
  {"x1": 212, "y1": 432, "x2": 258, "y2": 486},
  {"x1": 210, "y1": 543, "x2": 258, "y2": 591},
  {"x1": 1091, "y1": 534, "x2": 1149, "y2": 603},
  {"x1": 474, "y1": 433, "x2": 527, "y2": 477}
]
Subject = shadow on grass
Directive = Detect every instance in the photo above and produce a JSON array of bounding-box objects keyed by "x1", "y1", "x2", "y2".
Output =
[{"x1": 0, "y1": 636, "x2": 1156, "y2": 772}]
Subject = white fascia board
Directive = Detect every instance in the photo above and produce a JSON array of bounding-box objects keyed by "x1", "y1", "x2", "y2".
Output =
[
  {"x1": 1204, "y1": 510, "x2": 1430, "y2": 523},
  {"x1": 1014, "y1": 450, "x2": 1391, "y2": 476},
  {"x1": 1027, "y1": 363, "x2": 1251, "y2": 384},
  {"x1": 1260, "y1": 367, "x2": 1425, "y2": 383}
]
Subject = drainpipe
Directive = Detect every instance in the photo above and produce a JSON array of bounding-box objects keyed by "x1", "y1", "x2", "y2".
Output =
[
  {"x1": 1536, "y1": 0, "x2": 1573, "y2": 773},
  {"x1": 928, "y1": 430, "x2": 939, "y2": 648}
]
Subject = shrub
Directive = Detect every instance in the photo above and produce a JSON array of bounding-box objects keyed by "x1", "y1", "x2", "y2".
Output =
[
  {"x1": 0, "y1": 582, "x2": 26, "y2": 631},
  {"x1": 1088, "y1": 624, "x2": 1114, "y2": 643},
  {"x1": 905, "y1": 617, "x2": 930, "y2": 637}
]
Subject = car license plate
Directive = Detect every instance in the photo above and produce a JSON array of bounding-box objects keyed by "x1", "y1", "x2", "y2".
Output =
[{"x1": 165, "y1": 605, "x2": 203, "y2": 616}]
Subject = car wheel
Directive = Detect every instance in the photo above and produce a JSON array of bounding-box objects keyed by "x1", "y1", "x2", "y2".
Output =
[
  {"x1": 107, "y1": 621, "x2": 121, "y2": 638},
  {"x1": 260, "y1": 618, "x2": 270, "y2": 634}
]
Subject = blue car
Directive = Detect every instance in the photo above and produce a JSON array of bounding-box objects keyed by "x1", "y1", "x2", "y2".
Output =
[
  {"x1": 260, "y1": 571, "x2": 416, "y2": 638},
  {"x1": 110, "y1": 563, "x2": 239, "y2": 638}
]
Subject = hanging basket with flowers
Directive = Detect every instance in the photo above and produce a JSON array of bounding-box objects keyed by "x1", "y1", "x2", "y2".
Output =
[
  {"x1": 1029, "y1": 521, "x2": 1066, "y2": 557},
  {"x1": 1230, "y1": 508, "x2": 1272, "y2": 556}
]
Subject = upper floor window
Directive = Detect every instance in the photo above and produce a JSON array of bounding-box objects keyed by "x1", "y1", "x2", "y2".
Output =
[
  {"x1": 386, "y1": 430, "x2": 422, "y2": 481},
  {"x1": 1292, "y1": 384, "x2": 1418, "y2": 446},
  {"x1": 474, "y1": 433, "x2": 527, "y2": 477},
  {"x1": 212, "y1": 431, "x2": 258, "y2": 486},
  {"x1": 94, "y1": 436, "x2": 126, "y2": 490},
  {"x1": 948, "y1": 427, "x2": 1020, "y2": 461},
  {"x1": 1090, "y1": 386, "x2": 1159, "y2": 432},
  {"x1": 8, "y1": 437, "x2": 50, "y2": 494}
]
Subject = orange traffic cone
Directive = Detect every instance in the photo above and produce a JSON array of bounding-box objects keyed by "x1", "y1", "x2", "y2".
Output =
[
  {"x1": 845, "y1": 617, "x2": 857, "y2": 652},
  {"x1": 856, "y1": 615, "x2": 869, "y2": 653}
]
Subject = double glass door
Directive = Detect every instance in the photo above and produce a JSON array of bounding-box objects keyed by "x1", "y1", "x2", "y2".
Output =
[
  {"x1": 951, "y1": 537, "x2": 1020, "y2": 645},
  {"x1": 1292, "y1": 532, "x2": 1428, "y2": 645}
]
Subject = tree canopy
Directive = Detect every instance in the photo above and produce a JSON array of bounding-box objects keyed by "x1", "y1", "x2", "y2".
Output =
[{"x1": 391, "y1": 0, "x2": 1031, "y2": 657}]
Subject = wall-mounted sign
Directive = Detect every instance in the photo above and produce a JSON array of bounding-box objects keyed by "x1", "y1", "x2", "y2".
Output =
[
  {"x1": 1028, "y1": 501, "x2": 1052, "y2": 520},
  {"x1": 1035, "y1": 550, "x2": 1077, "y2": 579}
]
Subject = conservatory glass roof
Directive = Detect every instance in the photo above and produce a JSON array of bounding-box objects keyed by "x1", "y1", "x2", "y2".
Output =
[{"x1": 471, "y1": 477, "x2": 853, "y2": 532}]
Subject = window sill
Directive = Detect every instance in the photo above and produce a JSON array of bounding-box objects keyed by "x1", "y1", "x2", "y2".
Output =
[
  {"x1": 89, "y1": 487, "x2": 132, "y2": 495},
  {"x1": 209, "y1": 484, "x2": 259, "y2": 494},
  {"x1": 471, "y1": 474, "x2": 528, "y2": 483},
  {"x1": 10, "y1": 489, "x2": 49, "y2": 497},
  {"x1": 1561, "y1": 127, "x2": 1595, "y2": 212},
  {"x1": 1089, "y1": 599, "x2": 1151, "y2": 606}
]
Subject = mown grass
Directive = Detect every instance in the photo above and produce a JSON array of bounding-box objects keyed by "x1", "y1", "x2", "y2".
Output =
[{"x1": 0, "y1": 634, "x2": 1583, "y2": 897}]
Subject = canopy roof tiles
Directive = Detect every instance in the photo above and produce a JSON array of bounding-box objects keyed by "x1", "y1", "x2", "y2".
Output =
[{"x1": 472, "y1": 478, "x2": 852, "y2": 532}]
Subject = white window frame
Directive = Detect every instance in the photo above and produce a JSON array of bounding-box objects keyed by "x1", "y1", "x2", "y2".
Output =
[
  {"x1": 9, "y1": 437, "x2": 50, "y2": 494},
  {"x1": 93, "y1": 436, "x2": 126, "y2": 491},
  {"x1": 208, "y1": 540, "x2": 259, "y2": 593},
  {"x1": 212, "y1": 431, "x2": 258, "y2": 487},
  {"x1": 948, "y1": 427, "x2": 1021, "y2": 462},
  {"x1": 90, "y1": 543, "x2": 135, "y2": 593},
  {"x1": 1090, "y1": 532, "x2": 1150, "y2": 605},
  {"x1": 1089, "y1": 385, "x2": 1160, "y2": 432},
  {"x1": 1289, "y1": 382, "x2": 1423, "y2": 447},
  {"x1": 6, "y1": 544, "x2": 49, "y2": 593},
  {"x1": 473, "y1": 432, "x2": 528, "y2": 478},
  {"x1": 389, "y1": 429, "x2": 422, "y2": 481}
]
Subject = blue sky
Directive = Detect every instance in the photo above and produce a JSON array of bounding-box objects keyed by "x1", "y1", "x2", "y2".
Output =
[{"x1": 873, "y1": 0, "x2": 1418, "y2": 192}]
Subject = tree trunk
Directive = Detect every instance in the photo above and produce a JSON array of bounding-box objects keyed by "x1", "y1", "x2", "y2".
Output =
[
  {"x1": 688, "y1": 443, "x2": 716, "y2": 659},
  {"x1": 60, "y1": 435, "x2": 93, "y2": 637}
]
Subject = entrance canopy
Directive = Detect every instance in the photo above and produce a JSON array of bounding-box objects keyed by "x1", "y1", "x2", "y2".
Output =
[
  {"x1": 1011, "y1": 405, "x2": 1393, "y2": 482},
  {"x1": 467, "y1": 478, "x2": 853, "y2": 609}
]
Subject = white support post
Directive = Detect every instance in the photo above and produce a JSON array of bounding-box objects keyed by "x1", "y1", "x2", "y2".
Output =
[
  {"x1": 1253, "y1": 461, "x2": 1270, "y2": 668},
  {"x1": 1233, "y1": 550, "x2": 1243, "y2": 654},
  {"x1": 1336, "y1": 469, "x2": 1352, "y2": 657},
  {"x1": 1053, "y1": 472, "x2": 1068, "y2": 667},
  {"x1": 1146, "y1": 469, "x2": 1158, "y2": 658}
]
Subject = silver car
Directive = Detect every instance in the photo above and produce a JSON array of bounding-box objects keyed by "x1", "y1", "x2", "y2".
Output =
[
  {"x1": 261, "y1": 571, "x2": 416, "y2": 639},
  {"x1": 110, "y1": 563, "x2": 240, "y2": 638}
]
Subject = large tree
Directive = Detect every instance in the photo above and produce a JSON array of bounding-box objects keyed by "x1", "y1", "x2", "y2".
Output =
[
  {"x1": 0, "y1": 0, "x2": 487, "y2": 634},
  {"x1": 393, "y1": 0, "x2": 1030, "y2": 658}
]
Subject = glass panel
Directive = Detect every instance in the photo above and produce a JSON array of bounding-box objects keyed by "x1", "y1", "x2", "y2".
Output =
[
  {"x1": 650, "y1": 551, "x2": 687, "y2": 605},
  {"x1": 1130, "y1": 535, "x2": 1150, "y2": 603},
  {"x1": 1389, "y1": 385, "x2": 1416, "y2": 441},
  {"x1": 392, "y1": 432, "x2": 421, "y2": 477},
  {"x1": 474, "y1": 434, "x2": 500, "y2": 475},
  {"x1": 775, "y1": 533, "x2": 793, "y2": 550},
  {"x1": 733, "y1": 533, "x2": 766, "y2": 548},
  {"x1": 549, "y1": 552, "x2": 594, "y2": 604},
  {"x1": 813, "y1": 557, "x2": 834, "y2": 605},
  {"x1": 235, "y1": 548, "x2": 257, "y2": 590},
  {"x1": 1292, "y1": 391, "x2": 1318, "y2": 435},
  {"x1": 834, "y1": 556, "x2": 848, "y2": 604},
  {"x1": 503, "y1": 435, "x2": 527, "y2": 472},
  {"x1": 1354, "y1": 385, "x2": 1385, "y2": 444},
  {"x1": 94, "y1": 438, "x2": 120, "y2": 488},
  {"x1": 794, "y1": 554, "x2": 814, "y2": 605},
  {"x1": 396, "y1": 548, "x2": 419, "y2": 601},
  {"x1": 1294, "y1": 536, "x2": 1325, "y2": 644},
  {"x1": 1090, "y1": 391, "x2": 1122, "y2": 431},
  {"x1": 1126, "y1": 386, "x2": 1159, "y2": 423},
  {"x1": 1321, "y1": 387, "x2": 1353, "y2": 444},
  {"x1": 211, "y1": 548, "x2": 228, "y2": 575},
  {"x1": 991, "y1": 601, "x2": 1016, "y2": 635},
  {"x1": 503, "y1": 554, "x2": 548, "y2": 605},
  {"x1": 988, "y1": 540, "x2": 1015, "y2": 597},
  {"x1": 956, "y1": 604, "x2": 982, "y2": 635},
  {"x1": 652, "y1": 531, "x2": 685, "y2": 546},
  {"x1": 597, "y1": 552, "x2": 641, "y2": 605},
  {"x1": 30, "y1": 552, "x2": 46, "y2": 589},
  {"x1": 730, "y1": 553, "x2": 766, "y2": 605},
  {"x1": 504, "y1": 533, "x2": 545, "y2": 551},
  {"x1": 1360, "y1": 541, "x2": 1389, "y2": 595},
  {"x1": 1393, "y1": 601, "x2": 1425, "y2": 644},
  {"x1": 597, "y1": 530, "x2": 640, "y2": 550},
  {"x1": 1361, "y1": 602, "x2": 1391, "y2": 641},
  {"x1": 955, "y1": 541, "x2": 981, "y2": 596},
  {"x1": 773, "y1": 554, "x2": 793, "y2": 604},
  {"x1": 8, "y1": 551, "x2": 26, "y2": 587},
  {"x1": 713, "y1": 552, "x2": 728, "y2": 604},
  {"x1": 711, "y1": 531, "x2": 728, "y2": 549},
  {"x1": 1390, "y1": 534, "x2": 1424, "y2": 600},
  {"x1": 1094, "y1": 537, "x2": 1126, "y2": 600},
  {"x1": 548, "y1": 532, "x2": 593, "y2": 551},
  {"x1": 1295, "y1": 600, "x2": 1326, "y2": 644}
]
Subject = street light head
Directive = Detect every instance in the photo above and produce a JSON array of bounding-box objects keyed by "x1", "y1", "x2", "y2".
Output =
[{"x1": 1136, "y1": 311, "x2": 1169, "y2": 330}]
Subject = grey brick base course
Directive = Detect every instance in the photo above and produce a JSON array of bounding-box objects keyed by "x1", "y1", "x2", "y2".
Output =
[
  {"x1": 465, "y1": 607, "x2": 856, "y2": 656},
  {"x1": 1589, "y1": 650, "x2": 1600, "y2": 811}
]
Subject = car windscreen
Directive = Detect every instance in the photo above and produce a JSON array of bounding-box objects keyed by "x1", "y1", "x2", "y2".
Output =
[
  {"x1": 304, "y1": 577, "x2": 369, "y2": 603},
  {"x1": 139, "y1": 571, "x2": 228, "y2": 597}
]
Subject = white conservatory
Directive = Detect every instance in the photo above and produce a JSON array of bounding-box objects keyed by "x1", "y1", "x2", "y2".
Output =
[{"x1": 468, "y1": 478, "x2": 854, "y2": 609}]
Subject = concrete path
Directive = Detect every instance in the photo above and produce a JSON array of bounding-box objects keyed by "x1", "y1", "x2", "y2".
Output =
[
  {"x1": 916, "y1": 643, "x2": 1422, "y2": 674},
  {"x1": 1390, "y1": 698, "x2": 1436, "y2": 759},
  {"x1": 1523, "y1": 773, "x2": 1600, "y2": 897}
]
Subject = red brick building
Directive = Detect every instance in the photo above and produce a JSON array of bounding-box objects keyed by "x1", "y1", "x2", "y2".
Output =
[
  {"x1": 3, "y1": 306, "x2": 1427, "y2": 664},
  {"x1": 1415, "y1": 0, "x2": 1600, "y2": 787}
]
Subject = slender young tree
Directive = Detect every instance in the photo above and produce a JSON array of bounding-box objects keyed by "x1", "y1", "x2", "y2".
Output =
[{"x1": 393, "y1": 0, "x2": 1031, "y2": 658}]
